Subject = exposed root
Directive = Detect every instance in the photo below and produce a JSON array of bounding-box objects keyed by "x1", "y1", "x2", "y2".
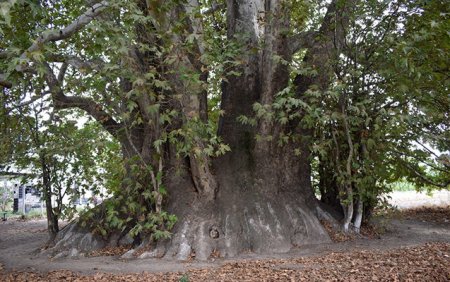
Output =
[{"x1": 46, "y1": 194, "x2": 332, "y2": 261}]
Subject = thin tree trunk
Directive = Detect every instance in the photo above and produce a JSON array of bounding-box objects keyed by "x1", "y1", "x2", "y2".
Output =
[
  {"x1": 342, "y1": 99, "x2": 355, "y2": 233},
  {"x1": 353, "y1": 194, "x2": 364, "y2": 233},
  {"x1": 41, "y1": 157, "x2": 58, "y2": 241}
]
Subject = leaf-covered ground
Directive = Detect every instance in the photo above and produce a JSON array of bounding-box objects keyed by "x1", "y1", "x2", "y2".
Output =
[
  {"x1": 1, "y1": 243, "x2": 449, "y2": 281},
  {"x1": 1, "y1": 205, "x2": 449, "y2": 281},
  {"x1": 397, "y1": 206, "x2": 450, "y2": 224}
]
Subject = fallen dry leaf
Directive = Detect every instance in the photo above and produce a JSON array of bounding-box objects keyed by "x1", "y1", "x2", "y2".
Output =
[
  {"x1": 398, "y1": 206, "x2": 450, "y2": 224},
  {"x1": 1, "y1": 243, "x2": 448, "y2": 281}
]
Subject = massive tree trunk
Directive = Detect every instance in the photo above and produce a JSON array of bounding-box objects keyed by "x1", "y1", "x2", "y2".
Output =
[
  {"x1": 2, "y1": 0, "x2": 355, "y2": 260},
  {"x1": 153, "y1": 0, "x2": 330, "y2": 260},
  {"x1": 125, "y1": 0, "x2": 350, "y2": 260}
]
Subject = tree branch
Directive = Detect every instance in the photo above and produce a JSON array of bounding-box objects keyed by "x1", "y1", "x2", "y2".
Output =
[
  {"x1": 414, "y1": 139, "x2": 443, "y2": 161},
  {"x1": 16, "y1": 1, "x2": 110, "y2": 72},
  {"x1": 0, "y1": 171, "x2": 35, "y2": 177},
  {"x1": 0, "y1": 74, "x2": 12, "y2": 88},
  {"x1": 1, "y1": 2, "x2": 109, "y2": 88},
  {"x1": 202, "y1": 2, "x2": 225, "y2": 15},
  {"x1": 0, "y1": 65, "x2": 37, "y2": 88},
  {"x1": 3, "y1": 92, "x2": 52, "y2": 114},
  {"x1": 321, "y1": 0, "x2": 356, "y2": 51},
  {"x1": 393, "y1": 148, "x2": 449, "y2": 173},
  {"x1": 58, "y1": 63, "x2": 68, "y2": 83},
  {"x1": 0, "y1": 51, "x2": 15, "y2": 59},
  {"x1": 293, "y1": 0, "x2": 356, "y2": 99},
  {"x1": 185, "y1": 0, "x2": 207, "y2": 55},
  {"x1": 401, "y1": 160, "x2": 449, "y2": 188},
  {"x1": 42, "y1": 63, "x2": 122, "y2": 138},
  {"x1": 0, "y1": 1, "x2": 122, "y2": 136},
  {"x1": 288, "y1": 30, "x2": 316, "y2": 55},
  {"x1": 47, "y1": 54, "x2": 104, "y2": 72}
]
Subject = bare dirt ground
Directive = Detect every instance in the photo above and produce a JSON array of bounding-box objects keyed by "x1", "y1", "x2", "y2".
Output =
[{"x1": 0, "y1": 206, "x2": 449, "y2": 281}]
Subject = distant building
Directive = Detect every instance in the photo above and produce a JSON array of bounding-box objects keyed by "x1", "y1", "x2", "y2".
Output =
[
  {"x1": 2, "y1": 170, "x2": 105, "y2": 215},
  {"x1": 1, "y1": 172, "x2": 43, "y2": 214},
  {"x1": 13, "y1": 184, "x2": 43, "y2": 213}
]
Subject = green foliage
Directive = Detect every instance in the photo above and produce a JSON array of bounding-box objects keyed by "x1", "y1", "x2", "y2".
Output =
[
  {"x1": 79, "y1": 164, "x2": 178, "y2": 241},
  {"x1": 305, "y1": 0, "x2": 449, "y2": 218},
  {"x1": 0, "y1": 184, "x2": 13, "y2": 211},
  {"x1": 0, "y1": 97, "x2": 121, "y2": 221},
  {"x1": 179, "y1": 274, "x2": 189, "y2": 282}
]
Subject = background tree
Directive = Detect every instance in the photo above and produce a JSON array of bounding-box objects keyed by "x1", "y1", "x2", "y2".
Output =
[
  {"x1": 310, "y1": 0, "x2": 449, "y2": 230},
  {"x1": 0, "y1": 86, "x2": 120, "y2": 239}
]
